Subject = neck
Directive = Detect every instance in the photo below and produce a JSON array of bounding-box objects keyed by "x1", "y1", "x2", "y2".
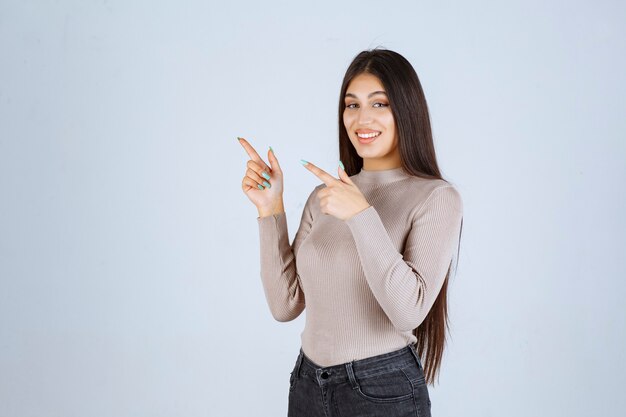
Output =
[{"x1": 356, "y1": 165, "x2": 412, "y2": 184}]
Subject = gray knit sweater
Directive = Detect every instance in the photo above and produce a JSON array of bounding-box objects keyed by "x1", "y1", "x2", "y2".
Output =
[{"x1": 257, "y1": 166, "x2": 463, "y2": 366}]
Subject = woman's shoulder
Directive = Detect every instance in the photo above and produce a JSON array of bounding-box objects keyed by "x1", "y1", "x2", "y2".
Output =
[
  {"x1": 402, "y1": 177, "x2": 463, "y2": 215},
  {"x1": 401, "y1": 175, "x2": 459, "y2": 195}
]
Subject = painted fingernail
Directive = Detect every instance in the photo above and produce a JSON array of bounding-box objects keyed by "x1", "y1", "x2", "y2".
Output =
[
  {"x1": 261, "y1": 171, "x2": 271, "y2": 180},
  {"x1": 269, "y1": 146, "x2": 274, "y2": 153},
  {"x1": 237, "y1": 136, "x2": 243, "y2": 140},
  {"x1": 300, "y1": 159, "x2": 309, "y2": 165},
  {"x1": 339, "y1": 160, "x2": 344, "y2": 170},
  {"x1": 257, "y1": 184, "x2": 264, "y2": 190},
  {"x1": 263, "y1": 180, "x2": 271, "y2": 189}
]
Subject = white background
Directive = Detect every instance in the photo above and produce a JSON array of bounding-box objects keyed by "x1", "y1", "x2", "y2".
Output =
[{"x1": 1, "y1": 1, "x2": 624, "y2": 416}]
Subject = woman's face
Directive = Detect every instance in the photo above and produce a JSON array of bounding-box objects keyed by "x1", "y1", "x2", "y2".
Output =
[{"x1": 343, "y1": 72, "x2": 400, "y2": 169}]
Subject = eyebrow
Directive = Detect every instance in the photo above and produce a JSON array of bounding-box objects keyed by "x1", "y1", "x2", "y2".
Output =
[{"x1": 344, "y1": 91, "x2": 388, "y2": 99}]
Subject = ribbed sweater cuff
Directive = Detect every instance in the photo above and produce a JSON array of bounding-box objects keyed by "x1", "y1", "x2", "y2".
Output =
[
  {"x1": 344, "y1": 205, "x2": 388, "y2": 245},
  {"x1": 344, "y1": 205, "x2": 400, "y2": 272},
  {"x1": 257, "y1": 212, "x2": 289, "y2": 257}
]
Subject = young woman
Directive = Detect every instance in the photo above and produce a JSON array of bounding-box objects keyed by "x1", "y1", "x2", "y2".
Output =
[{"x1": 238, "y1": 48, "x2": 463, "y2": 417}]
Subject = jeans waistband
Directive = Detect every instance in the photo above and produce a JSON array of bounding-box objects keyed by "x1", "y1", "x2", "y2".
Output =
[{"x1": 295, "y1": 343, "x2": 422, "y2": 385}]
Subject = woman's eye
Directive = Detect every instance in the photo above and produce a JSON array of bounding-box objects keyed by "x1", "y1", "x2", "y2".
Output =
[{"x1": 345, "y1": 102, "x2": 388, "y2": 109}]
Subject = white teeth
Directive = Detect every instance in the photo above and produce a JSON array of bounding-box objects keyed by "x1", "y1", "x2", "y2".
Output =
[{"x1": 357, "y1": 131, "x2": 381, "y2": 139}]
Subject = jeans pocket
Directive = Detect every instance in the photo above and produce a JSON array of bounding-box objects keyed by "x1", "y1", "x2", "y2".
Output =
[
  {"x1": 399, "y1": 363, "x2": 431, "y2": 416},
  {"x1": 354, "y1": 368, "x2": 414, "y2": 403},
  {"x1": 400, "y1": 361, "x2": 427, "y2": 385}
]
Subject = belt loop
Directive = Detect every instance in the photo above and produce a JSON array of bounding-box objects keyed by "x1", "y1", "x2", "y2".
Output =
[
  {"x1": 344, "y1": 362, "x2": 359, "y2": 389},
  {"x1": 408, "y1": 342, "x2": 423, "y2": 369},
  {"x1": 295, "y1": 348, "x2": 304, "y2": 377}
]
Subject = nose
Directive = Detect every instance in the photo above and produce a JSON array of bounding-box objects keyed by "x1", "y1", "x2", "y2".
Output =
[{"x1": 357, "y1": 107, "x2": 374, "y2": 125}]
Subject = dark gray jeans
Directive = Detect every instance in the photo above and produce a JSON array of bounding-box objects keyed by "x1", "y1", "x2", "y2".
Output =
[{"x1": 288, "y1": 343, "x2": 432, "y2": 417}]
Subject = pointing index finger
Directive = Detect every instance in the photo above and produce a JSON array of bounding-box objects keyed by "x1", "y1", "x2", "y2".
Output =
[
  {"x1": 302, "y1": 160, "x2": 338, "y2": 186},
  {"x1": 238, "y1": 137, "x2": 268, "y2": 167}
]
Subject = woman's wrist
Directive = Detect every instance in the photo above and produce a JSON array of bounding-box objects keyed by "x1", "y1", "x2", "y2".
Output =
[{"x1": 257, "y1": 201, "x2": 285, "y2": 218}]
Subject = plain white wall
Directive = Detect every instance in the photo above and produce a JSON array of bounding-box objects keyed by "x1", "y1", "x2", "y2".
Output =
[{"x1": 1, "y1": 0, "x2": 625, "y2": 416}]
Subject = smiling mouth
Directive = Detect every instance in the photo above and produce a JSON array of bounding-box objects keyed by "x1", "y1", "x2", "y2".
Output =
[
  {"x1": 356, "y1": 131, "x2": 381, "y2": 144},
  {"x1": 356, "y1": 131, "x2": 381, "y2": 139}
]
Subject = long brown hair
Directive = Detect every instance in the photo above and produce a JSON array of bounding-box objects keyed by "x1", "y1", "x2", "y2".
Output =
[{"x1": 337, "y1": 48, "x2": 464, "y2": 386}]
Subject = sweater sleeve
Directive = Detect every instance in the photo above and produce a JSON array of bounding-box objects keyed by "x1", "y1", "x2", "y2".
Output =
[
  {"x1": 344, "y1": 185, "x2": 463, "y2": 331},
  {"x1": 256, "y1": 188, "x2": 317, "y2": 322}
]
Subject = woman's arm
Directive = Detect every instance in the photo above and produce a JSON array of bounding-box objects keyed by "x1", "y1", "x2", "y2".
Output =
[
  {"x1": 344, "y1": 185, "x2": 464, "y2": 331},
  {"x1": 256, "y1": 187, "x2": 317, "y2": 322}
]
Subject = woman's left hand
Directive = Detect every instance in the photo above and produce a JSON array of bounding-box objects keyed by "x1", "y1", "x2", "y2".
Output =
[{"x1": 301, "y1": 160, "x2": 371, "y2": 221}]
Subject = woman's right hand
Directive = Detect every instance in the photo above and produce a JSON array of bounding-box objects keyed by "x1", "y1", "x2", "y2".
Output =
[{"x1": 238, "y1": 137, "x2": 285, "y2": 217}]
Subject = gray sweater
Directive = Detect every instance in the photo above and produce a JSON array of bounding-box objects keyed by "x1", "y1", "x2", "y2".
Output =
[{"x1": 257, "y1": 166, "x2": 463, "y2": 366}]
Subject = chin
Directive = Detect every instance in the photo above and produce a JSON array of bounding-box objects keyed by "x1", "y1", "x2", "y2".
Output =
[{"x1": 356, "y1": 150, "x2": 384, "y2": 159}]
